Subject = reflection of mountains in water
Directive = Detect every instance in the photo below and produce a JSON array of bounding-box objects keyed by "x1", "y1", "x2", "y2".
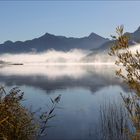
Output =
[{"x1": 0, "y1": 65, "x2": 127, "y2": 93}]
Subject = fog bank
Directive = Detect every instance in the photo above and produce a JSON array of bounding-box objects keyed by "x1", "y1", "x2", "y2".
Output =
[
  {"x1": 0, "y1": 49, "x2": 90, "y2": 64},
  {"x1": 0, "y1": 44, "x2": 139, "y2": 65}
]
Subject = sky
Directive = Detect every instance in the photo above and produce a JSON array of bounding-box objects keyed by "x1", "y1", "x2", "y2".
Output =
[{"x1": 0, "y1": 1, "x2": 140, "y2": 43}]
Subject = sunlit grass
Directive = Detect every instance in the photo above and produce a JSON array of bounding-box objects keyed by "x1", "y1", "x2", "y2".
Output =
[{"x1": 0, "y1": 86, "x2": 61, "y2": 140}]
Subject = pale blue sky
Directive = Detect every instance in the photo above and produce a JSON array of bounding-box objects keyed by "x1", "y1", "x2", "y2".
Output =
[{"x1": 0, "y1": 1, "x2": 140, "y2": 43}]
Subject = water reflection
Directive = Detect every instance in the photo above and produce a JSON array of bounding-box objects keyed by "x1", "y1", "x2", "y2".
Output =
[
  {"x1": 98, "y1": 99, "x2": 130, "y2": 140},
  {"x1": 0, "y1": 65, "x2": 126, "y2": 93},
  {"x1": 0, "y1": 65, "x2": 130, "y2": 140}
]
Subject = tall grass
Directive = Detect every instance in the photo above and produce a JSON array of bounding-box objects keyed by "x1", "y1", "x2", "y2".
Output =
[
  {"x1": 98, "y1": 92, "x2": 140, "y2": 140},
  {"x1": 0, "y1": 86, "x2": 61, "y2": 140},
  {"x1": 99, "y1": 99, "x2": 132, "y2": 140},
  {"x1": 0, "y1": 87, "x2": 36, "y2": 140}
]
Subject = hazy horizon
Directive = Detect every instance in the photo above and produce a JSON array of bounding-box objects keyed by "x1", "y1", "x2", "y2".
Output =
[
  {"x1": 0, "y1": 44, "x2": 138, "y2": 64},
  {"x1": 0, "y1": 1, "x2": 140, "y2": 43}
]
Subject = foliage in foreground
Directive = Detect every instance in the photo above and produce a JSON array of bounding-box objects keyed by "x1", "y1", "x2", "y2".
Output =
[
  {"x1": 109, "y1": 25, "x2": 140, "y2": 95},
  {"x1": 0, "y1": 86, "x2": 61, "y2": 140},
  {"x1": 109, "y1": 25, "x2": 140, "y2": 140},
  {"x1": 0, "y1": 87, "x2": 35, "y2": 140},
  {"x1": 99, "y1": 100, "x2": 131, "y2": 140}
]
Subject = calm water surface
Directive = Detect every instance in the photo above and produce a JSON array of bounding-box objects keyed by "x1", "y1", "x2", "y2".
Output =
[{"x1": 0, "y1": 64, "x2": 129, "y2": 140}]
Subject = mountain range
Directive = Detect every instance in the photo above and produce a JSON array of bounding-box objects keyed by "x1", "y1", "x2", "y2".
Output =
[
  {"x1": 84, "y1": 26, "x2": 140, "y2": 61},
  {"x1": 0, "y1": 32, "x2": 108, "y2": 54},
  {"x1": 0, "y1": 26, "x2": 140, "y2": 54}
]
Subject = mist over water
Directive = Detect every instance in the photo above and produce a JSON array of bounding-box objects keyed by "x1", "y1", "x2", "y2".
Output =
[
  {"x1": 0, "y1": 44, "x2": 139, "y2": 65},
  {"x1": 0, "y1": 65, "x2": 117, "y2": 80},
  {"x1": 0, "y1": 49, "x2": 90, "y2": 64},
  {"x1": 0, "y1": 46, "x2": 133, "y2": 140},
  {"x1": 129, "y1": 44, "x2": 140, "y2": 52},
  {"x1": 0, "y1": 49, "x2": 115, "y2": 64}
]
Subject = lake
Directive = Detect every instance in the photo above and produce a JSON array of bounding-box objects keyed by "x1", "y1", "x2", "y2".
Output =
[{"x1": 0, "y1": 64, "x2": 129, "y2": 140}]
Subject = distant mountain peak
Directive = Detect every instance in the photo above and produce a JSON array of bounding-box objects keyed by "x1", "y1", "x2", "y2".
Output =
[
  {"x1": 39, "y1": 32, "x2": 56, "y2": 40},
  {"x1": 89, "y1": 32, "x2": 99, "y2": 37},
  {"x1": 0, "y1": 30, "x2": 109, "y2": 54},
  {"x1": 4, "y1": 40, "x2": 13, "y2": 45},
  {"x1": 44, "y1": 32, "x2": 55, "y2": 37},
  {"x1": 88, "y1": 32, "x2": 109, "y2": 41},
  {"x1": 135, "y1": 26, "x2": 140, "y2": 33}
]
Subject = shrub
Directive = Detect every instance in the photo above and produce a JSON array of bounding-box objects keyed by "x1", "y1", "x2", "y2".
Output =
[
  {"x1": 0, "y1": 86, "x2": 61, "y2": 140},
  {"x1": 109, "y1": 26, "x2": 140, "y2": 140}
]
